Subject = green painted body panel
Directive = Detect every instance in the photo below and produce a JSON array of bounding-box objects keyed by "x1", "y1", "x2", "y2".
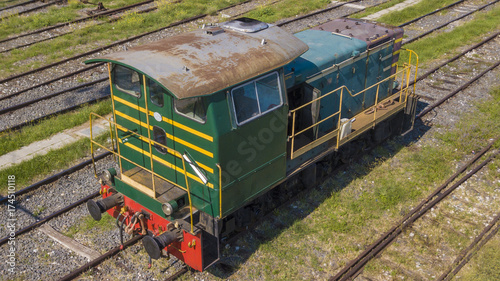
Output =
[
  {"x1": 216, "y1": 69, "x2": 289, "y2": 216},
  {"x1": 364, "y1": 45, "x2": 395, "y2": 105}
]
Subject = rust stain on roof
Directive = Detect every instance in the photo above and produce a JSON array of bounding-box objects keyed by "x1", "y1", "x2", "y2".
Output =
[{"x1": 93, "y1": 25, "x2": 308, "y2": 99}]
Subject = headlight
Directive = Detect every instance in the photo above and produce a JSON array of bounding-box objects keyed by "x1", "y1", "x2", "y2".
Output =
[
  {"x1": 162, "y1": 200, "x2": 178, "y2": 216},
  {"x1": 101, "y1": 168, "x2": 116, "y2": 184}
]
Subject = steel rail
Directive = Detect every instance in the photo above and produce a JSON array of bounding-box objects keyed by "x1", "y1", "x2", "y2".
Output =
[
  {"x1": 58, "y1": 234, "x2": 145, "y2": 281},
  {"x1": 398, "y1": 0, "x2": 466, "y2": 27},
  {"x1": 0, "y1": 1, "x2": 158, "y2": 54},
  {"x1": 0, "y1": 0, "x2": 37, "y2": 12},
  {"x1": 0, "y1": 151, "x2": 110, "y2": 204},
  {"x1": 0, "y1": 0, "x2": 363, "y2": 113},
  {"x1": 276, "y1": 0, "x2": 362, "y2": 27},
  {"x1": 330, "y1": 140, "x2": 500, "y2": 281},
  {"x1": 1, "y1": 0, "x2": 494, "y2": 133},
  {"x1": 410, "y1": 32, "x2": 499, "y2": 87},
  {"x1": 417, "y1": 60, "x2": 500, "y2": 119},
  {"x1": 0, "y1": 190, "x2": 100, "y2": 247},
  {"x1": 0, "y1": 0, "x2": 252, "y2": 85},
  {"x1": 0, "y1": 0, "x2": 56, "y2": 19},
  {"x1": 0, "y1": 95, "x2": 109, "y2": 134},
  {"x1": 0, "y1": 77, "x2": 108, "y2": 115},
  {"x1": 437, "y1": 212, "x2": 500, "y2": 281},
  {"x1": 0, "y1": 64, "x2": 105, "y2": 102},
  {"x1": 404, "y1": 0, "x2": 500, "y2": 45},
  {"x1": 0, "y1": 0, "x2": 154, "y2": 45},
  {"x1": 165, "y1": 266, "x2": 189, "y2": 281}
]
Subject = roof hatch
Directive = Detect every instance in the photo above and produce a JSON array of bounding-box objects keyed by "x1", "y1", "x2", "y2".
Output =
[{"x1": 221, "y1": 17, "x2": 269, "y2": 33}]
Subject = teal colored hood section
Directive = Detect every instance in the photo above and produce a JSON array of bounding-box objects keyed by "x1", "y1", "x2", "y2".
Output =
[{"x1": 285, "y1": 29, "x2": 367, "y2": 87}]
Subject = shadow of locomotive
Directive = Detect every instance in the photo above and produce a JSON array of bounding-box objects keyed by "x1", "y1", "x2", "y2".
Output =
[{"x1": 204, "y1": 99, "x2": 432, "y2": 278}]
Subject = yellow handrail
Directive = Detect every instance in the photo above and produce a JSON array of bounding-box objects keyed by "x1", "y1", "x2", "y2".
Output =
[
  {"x1": 289, "y1": 49, "x2": 418, "y2": 159},
  {"x1": 89, "y1": 112, "x2": 206, "y2": 234},
  {"x1": 108, "y1": 63, "x2": 123, "y2": 176},
  {"x1": 143, "y1": 75, "x2": 157, "y2": 198},
  {"x1": 217, "y1": 163, "x2": 222, "y2": 219}
]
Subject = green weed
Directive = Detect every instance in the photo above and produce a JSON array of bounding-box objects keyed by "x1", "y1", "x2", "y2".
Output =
[
  {"x1": 399, "y1": 6, "x2": 500, "y2": 65},
  {"x1": 376, "y1": 0, "x2": 460, "y2": 25},
  {"x1": 0, "y1": 0, "x2": 248, "y2": 78},
  {"x1": 351, "y1": 0, "x2": 407, "y2": 19},
  {"x1": 244, "y1": 0, "x2": 333, "y2": 24},
  {"x1": 0, "y1": 101, "x2": 111, "y2": 155},
  {"x1": 65, "y1": 213, "x2": 115, "y2": 238},
  {"x1": 33, "y1": 206, "x2": 47, "y2": 217}
]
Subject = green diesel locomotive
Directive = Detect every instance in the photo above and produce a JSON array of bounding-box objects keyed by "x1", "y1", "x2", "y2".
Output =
[{"x1": 85, "y1": 18, "x2": 418, "y2": 271}]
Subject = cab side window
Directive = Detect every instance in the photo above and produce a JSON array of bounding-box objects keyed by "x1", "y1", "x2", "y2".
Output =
[
  {"x1": 149, "y1": 79, "x2": 164, "y2": 107},
  {"x1": 113, "y1": 64, "x2": 141, "y2": 98},
  {"x1": 231, "y1": 72, "x2": 282, "y2": 125},
  {"x1": 175, "y1": 97, "x2": 206, "y2": 123}
]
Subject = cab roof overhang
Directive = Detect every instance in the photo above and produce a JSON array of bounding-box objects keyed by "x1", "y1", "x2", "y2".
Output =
[{"x1": 85, "y1": 25, "x2": 309, "y2": 99}]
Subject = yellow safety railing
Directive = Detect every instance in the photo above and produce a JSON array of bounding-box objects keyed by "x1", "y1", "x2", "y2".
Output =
[
  {"x1": 89, "y1": 112, "x2": 199, "y2": 233},
  {"x1": 289, "y1": 49, "x2": 418, "y2": 159}
]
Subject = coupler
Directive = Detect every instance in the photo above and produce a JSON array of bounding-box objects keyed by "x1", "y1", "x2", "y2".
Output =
[
  {"x1": 87, "y1": 192, "x2": 124, "y2": 221},
  {"x1": 142, "y1": 228, "x2": 183, "y2": 259}
]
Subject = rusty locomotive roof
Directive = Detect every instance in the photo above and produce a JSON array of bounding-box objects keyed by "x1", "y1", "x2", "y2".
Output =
[
  {"x1": 86, "y1": 21, "x2": 309, "y2": 99},
  {"x1": 311, "y1": 18, "x2": 403, "y2": 48}
]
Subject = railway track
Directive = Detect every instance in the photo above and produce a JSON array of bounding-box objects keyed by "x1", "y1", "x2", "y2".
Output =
[
  {"x1": 0, "y1": 150, "x2": 188, "y2": 280},
  {"x1": 0, "y1": 0, "x2": 160, "y2": 54},
  {"x1": 0, "y1": 0, "x2": 57, "y2": 19},
  {"x1": 0, "y1": 0, "x2": 368, "y2": 133},
  {"x1": 1, "y1": 1, "x2": 498, "y2": 279},
  {"x1": 331, "y1": 137, "x2": 499, "y2": 280},
  {"x1": 0, "y1": 0, "x2": 37, "y2": 12},
  {"x1": 59, "y1": 237, "x2": 189, "y2": 280},
  {"x1": 438, "y1": 211, "x2": 500, "y2": 281},
  {"x1": 2, "y1": 0, "x2": 492, "y2": 134},
  {"x1": 0, "y1": 150, "x2": 113, "y2": 240},
  {"x1": 402, "y1": 0, "x2": 500, "y2": 45}
]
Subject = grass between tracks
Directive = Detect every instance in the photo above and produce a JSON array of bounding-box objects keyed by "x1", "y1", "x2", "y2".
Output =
[
  {"x1": 0, "y1": 0, "x2": 147, "y2": 40},
  {"x1": 0, "y1": 125, "x2": 110, "y2": 195},
  {"x1": 456, "y1": 235, "x2": 500, "y2": 280},
  {"x1": 375, "y1": 0, "x2": 465, "y2": 26},
  {"x1": 243, "y1": 0, "x2": 338, "y2": 24},
  {"x1": 398, "y1": 5, "x2": 500, "y2": 66},
  {"x1": 0, "y1": 0, "x2": 31, "y2": 9},
  {"x1": 0, "y1": 0, "x2": 248, "y2": 78},
  {"x1": 65, "y1": 213, "x2": 115, "y2": 239},
  {"x1": 224, "y1": 80, "x2": 500, "y2": 279},
  {"x1": 0, "y1": 101, "x2": 111, "y2": 155}
]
